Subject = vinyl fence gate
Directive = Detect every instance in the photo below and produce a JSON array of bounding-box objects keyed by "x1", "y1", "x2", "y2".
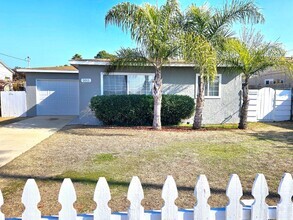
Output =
[
  {"x1": 0, "y1": 91, "x2": 27, "y2": 117},
  {"x1": 247, "y1": 87, "x2": 292, "y2": 122}
]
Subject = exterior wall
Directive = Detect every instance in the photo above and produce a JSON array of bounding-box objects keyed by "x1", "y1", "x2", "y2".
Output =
[
  {"x1": 25, "y1": 72, "x2": 78, "y2": 116},
  {"x1": 77, "y1": 65, "x2": 241, "y2": 125},
  {"x1": 77, "y1": 66, "x2": 155, "y2": 124},
  {"x1": 162, "y1": 67, "x2": 195, "y2": 97},
  {"x1": 249, "y1": 68, "x2": 293, "y2": 89},
  {"x1": 203, "y1": 70, "x2": 241, "y2": 124}
]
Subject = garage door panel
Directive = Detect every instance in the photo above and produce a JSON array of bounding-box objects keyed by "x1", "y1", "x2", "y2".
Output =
[{"x1": 37, "y1": 80, "x2": 79, "y2": 115}]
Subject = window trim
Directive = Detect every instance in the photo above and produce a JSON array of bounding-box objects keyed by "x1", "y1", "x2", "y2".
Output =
[
  {"x1": 195, "y1": 74, "x2": 222, "y2": 99},
  {"x1": 100, "y1": 72, "x2": 155, "y2": 95}
]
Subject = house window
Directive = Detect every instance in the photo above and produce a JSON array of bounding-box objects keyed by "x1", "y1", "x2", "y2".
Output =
[
  {"x1": 101, "y1": 73, "x2": 154, "y2": 95},
  {"x1": 264, "y1": 79, "x2": 274, "y2": 85},
  {"x1": 196, "y1": 74, "x2": 221, "y2": 98},
  {"x1": 103, "y1": 75, "x2": 127, "y2": 95}
]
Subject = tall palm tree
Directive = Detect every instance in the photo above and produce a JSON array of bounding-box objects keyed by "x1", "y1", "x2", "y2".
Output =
[
  {"x1": 222, "y1": 29, "x2": 292, "y2": 129},
  {"x1": 181, "y1": 1, "x2": 264, "y2": 129},
  {"x1": 105, "y1": 0, "x2": 182, "y2": 130}
]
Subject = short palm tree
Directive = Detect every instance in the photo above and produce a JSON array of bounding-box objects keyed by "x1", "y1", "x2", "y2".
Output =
[
  {"x1": 181, "y1": 1, "x2": 264, "y2": 129},
  {"x1": 105, "y1": 0, "x2": 182, "y2": 130},
  {"x1": 222, "y1": 30, "x2": 293, "y2": 129}
]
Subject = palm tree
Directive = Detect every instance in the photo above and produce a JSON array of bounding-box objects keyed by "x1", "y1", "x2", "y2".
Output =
[
  {"x1": 222, "y1": 29, "x2": 293, "y2": 129},
  {"x1": 181, "y1": 1, "x2": 264, "y2": 129},
  {"x1": 105, "y1": 0, "x2": 182, "y2": 130}
]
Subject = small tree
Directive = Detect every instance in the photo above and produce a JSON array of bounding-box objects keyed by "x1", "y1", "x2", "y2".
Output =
[
  {"x1": 182, "y1": 1, "x2": 264, "y2": 129},
  {"x1": 72, "y1": 54, "x2": 82, "y2": 60},
  {"x1": 94, "y1": 50, "x2": 117, "y2": 59},
  {"x1": 222, "y1": 29, "x2": 293, "y2": 129}
]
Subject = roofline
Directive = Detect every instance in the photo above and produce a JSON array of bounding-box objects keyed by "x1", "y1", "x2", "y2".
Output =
[
  {"x1": 16, "y1": 69, "x2": 79, "y2": 74},
  {"x1": 0, "y1": 61, "x2": 15, "y2": 74},
  {"x1": 70, "y1": 60, "x2": 111, "y2": 66},
  {"x1": 70, "y1": 60, "x2": 201, "y2": 67},
  {"x1": 70, "y1": 60, "x2": 230, "y2": 68}
]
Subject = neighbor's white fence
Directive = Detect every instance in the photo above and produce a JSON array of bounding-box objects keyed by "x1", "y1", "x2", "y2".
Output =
[
  {"x1": 247, "y1": 88, "x2": 291, "y2": 122},
  {"x1": 3, "y1": 173, "x2": 293, "y2": 220},
  {"x1": 0, "y1": 91, "x2": 27, "y2": 117}
]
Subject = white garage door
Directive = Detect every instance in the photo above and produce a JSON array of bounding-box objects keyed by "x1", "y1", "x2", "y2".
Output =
[{"x1": 36, "y1": 79, "x2": 79, "y2": 115}]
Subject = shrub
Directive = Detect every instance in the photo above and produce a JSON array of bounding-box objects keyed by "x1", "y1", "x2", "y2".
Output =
[{"x1": 90, "y1": 94, "x2": 195, "y2": 126}]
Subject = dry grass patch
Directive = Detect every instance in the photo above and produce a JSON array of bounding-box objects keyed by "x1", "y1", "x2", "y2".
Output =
[{"x1": 0, "y1": 122, "x2": 292, "y2": 217}]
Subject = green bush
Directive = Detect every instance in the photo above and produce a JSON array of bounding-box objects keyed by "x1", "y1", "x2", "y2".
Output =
[{"x1": 90, "y1": 94, "x2": 195, "y2": 126}]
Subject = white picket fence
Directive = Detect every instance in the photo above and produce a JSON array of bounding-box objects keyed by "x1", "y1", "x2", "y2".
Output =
[
  {"x1": 0, "y1": 91, "x2": 27, "y2": 117},
  {"x1": 3, "y1": 173, "x2": 293, "y2": 220},
  {"x1": 247, "y1": 88, "x2": 292, "y2": 122}
]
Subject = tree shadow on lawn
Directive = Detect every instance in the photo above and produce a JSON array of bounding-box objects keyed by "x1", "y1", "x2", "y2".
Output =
[
  {"x1": 246, "y1": 130, "x2": 293, "y2": 151},
  {"x1": 0, "y1": 172, "x2": 279, "y2": 201},
  {"x1": 60, "y1": 125, "x2": 135, "y2": 137}
]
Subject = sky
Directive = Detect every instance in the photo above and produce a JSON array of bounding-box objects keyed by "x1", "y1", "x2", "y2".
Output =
[{"x1": 0, "y1": 0, "x2": 292, "y2": 68}]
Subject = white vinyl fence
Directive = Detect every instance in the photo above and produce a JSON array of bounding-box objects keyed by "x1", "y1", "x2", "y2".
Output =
[
  {"x1": 3, "y1": 173, "x2": 293, "y2": 220},
  {"x1": 247, "y1": 88, "x2": 292, "y2": 122},
  {"x1": 0, "y1": 91, "x2": 27, "y2": 117}
]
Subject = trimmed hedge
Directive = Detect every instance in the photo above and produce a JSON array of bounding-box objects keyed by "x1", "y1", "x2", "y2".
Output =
[{"x1": 90, "y1": 94, "x2": 195, "y2": 126}]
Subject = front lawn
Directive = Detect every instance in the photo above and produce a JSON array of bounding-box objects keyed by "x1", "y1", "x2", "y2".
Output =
[{"x1": 0, "y1": 122, "x2": 292, "y2": 217}]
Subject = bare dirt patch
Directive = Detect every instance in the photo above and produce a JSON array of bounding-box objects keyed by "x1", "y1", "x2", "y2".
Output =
[{"x1": 0, "y1": 122, "x2": 292, "y2": 217}]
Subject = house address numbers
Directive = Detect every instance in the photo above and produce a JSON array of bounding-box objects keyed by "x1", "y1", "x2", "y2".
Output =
[{"x1": 81, "y1": 78, "x2": 92, "y2": 83}]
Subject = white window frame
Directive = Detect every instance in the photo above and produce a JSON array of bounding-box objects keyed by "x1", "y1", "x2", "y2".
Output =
[
  {"x1": 100, "y1": 72, "x2": 155, "y2": 95},
  {"x1": 195, "y1": 74, "x2": 222, "y2": 99}
]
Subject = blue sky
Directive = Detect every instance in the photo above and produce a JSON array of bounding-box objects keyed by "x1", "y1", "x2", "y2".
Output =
[{"x1": 0, "y1": 0, "x2": 292, "y2": 68}]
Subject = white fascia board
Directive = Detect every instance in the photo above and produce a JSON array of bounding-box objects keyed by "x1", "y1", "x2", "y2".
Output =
[
  {"x1": 70, "y1": 60, "x2": 110, "y2": 66},
  {"x1": 70, "y1": 60, "x2": 227, "y2": 68},
  {"x1": 16, "y1": 69, "x2": 78, "y2": 73}
]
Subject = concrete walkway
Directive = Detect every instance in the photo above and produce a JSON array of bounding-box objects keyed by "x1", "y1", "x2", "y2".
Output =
[{"x1": 0, "y1": 116, "x2": 75, "y2": 167}]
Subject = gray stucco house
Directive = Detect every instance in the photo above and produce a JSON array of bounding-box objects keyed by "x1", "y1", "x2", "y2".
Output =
[{"x1": 17, "y1": 59, "x2": 242, "y2": 125}]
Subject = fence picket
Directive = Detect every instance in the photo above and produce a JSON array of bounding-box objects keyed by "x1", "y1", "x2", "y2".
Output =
[
  {"x1": 251, "y1": 174, "x2": 268, "y2": 220},
  {"x1": 127, "y1": 176, "x2": 144, "y2": 220},
  {"x1": 2, "y1": 174, "x2": 293, "y2": 220},
  {"x1": 0, "y1": 190, "x2": 4, "y2": 220},
  {"x1": 21, "y1": 179, "x2": 41, "y2": 220},
  {"x1": 194, "y1": 175, "x2": 210, "y2": 220},
  {"x1": 94, "y1": 177, "x2": 111, "y2": 220},
  {"x1": 58, "y1": 178, "x2": 77, "y2": 220},
  {"x1": 226, "y1": 174, "x2": 243, "y2": 220},
  {"x1": 277, "y1": 173, "x2": 293, "y2": 220},
  {"x1": 162, "y1": 175, "x2": 178, "y2": 220}
]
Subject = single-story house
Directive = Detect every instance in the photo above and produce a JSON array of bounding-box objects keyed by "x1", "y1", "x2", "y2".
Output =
[
  {"x1": 0, "y1": 61, "x2": 14, "y2": 81},
  {"x1": 17, "y1": 59, "x2": 242, "y2": 125}
]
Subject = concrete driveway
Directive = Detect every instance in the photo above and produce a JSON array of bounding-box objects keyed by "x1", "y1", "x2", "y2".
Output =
[{"x1": 0, "y1": 116, "x2": 75, "y2": 167}]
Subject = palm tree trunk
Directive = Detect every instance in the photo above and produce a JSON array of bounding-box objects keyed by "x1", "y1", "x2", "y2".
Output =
[
  {"x1": 238, "y1": 76, "x2": 249, "y2": 129},
  {"x1": 193, "y1": 74, "x2": 205, "y2": 129},
  {"x1": 152, "y1": 66, "x2": 162, "y2": 130}
]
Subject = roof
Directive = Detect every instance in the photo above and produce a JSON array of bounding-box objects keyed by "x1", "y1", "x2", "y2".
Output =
[
  {"x1": 70, "y1": 59, "x2": 196, "y2": 67},
  {"x1": 0, "y1": 61, "x2": 14, "y2": 75},
  {"x1": 16, "y1": 65, "x2": 78, "y2": 73},
  {"x1": 71, "y1": 57, "x2": 293, "y2": 68}
]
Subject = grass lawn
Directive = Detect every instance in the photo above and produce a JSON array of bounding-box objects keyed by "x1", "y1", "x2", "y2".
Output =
[{"x1": 0, "y1": 122, "x2": 292, "y2": 217}]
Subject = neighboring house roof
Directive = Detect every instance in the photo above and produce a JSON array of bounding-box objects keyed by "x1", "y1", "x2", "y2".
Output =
[
  {"x1": 0, "y1": 61, "x2": 14, "y2": 80},
  {"x1": 16, "y1": 65, "x2": 78, "y2": 74}
]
